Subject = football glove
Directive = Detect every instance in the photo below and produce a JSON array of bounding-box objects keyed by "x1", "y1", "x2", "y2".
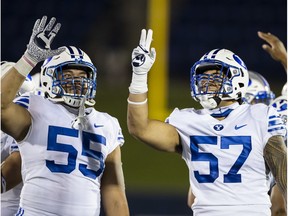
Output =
[
  {"x1": 15, "y1": 16, "x2": 65, "y2": 77},
  {"x1": 25, "y1": 16, "x2": 65, "y2": 64},
  {"x1": 131, "y1": 29, "x2": 156, "y2": 75}
]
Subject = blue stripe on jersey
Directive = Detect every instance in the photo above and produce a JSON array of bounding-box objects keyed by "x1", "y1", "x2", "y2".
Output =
[
  {"x1": 15, "y1": 207, "x2": 24, "y2": 216},
  {"x1": 67, "y1": 46, "x2": 75, "y2": 58},
  {"x1": 269, "y1": 119, "x2": 284, "y2": 127},
  {"x1": 15, "y1": 101, "x2": 28, "y2": 109},
  {"x1": 14, "y1": 96, "x2": 29, "y2": 109},
  {"x1": 269, "y1": 115, "x2": 277, "y2": 119},
  {"x1": 268, "y1": 126, "x2": 286, "y2": 132},
  {"x1": 268, "y1": 114, "x2": 286, "y2": 135},
  {"x1": 11, "y1": 145, "x2": 19, "y2": 150},
  {"x1": 118, "y1": 137, "x2": 124, "y2": 141}
]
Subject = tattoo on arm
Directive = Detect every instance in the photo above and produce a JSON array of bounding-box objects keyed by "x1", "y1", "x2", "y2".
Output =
[{"x1": 264, "y1": 135, "x2": 287, "y2": 202}]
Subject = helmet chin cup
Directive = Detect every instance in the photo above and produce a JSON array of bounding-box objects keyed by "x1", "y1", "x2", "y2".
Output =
[
  {"x1": 199, "y1": 95, "x2": 221, "y2": 109},
  {"x1": 63, "y1": 96, "x2": 82, "y2": 108},
  {"x1": 85, "y1": 99, "x2": 95, "y2": 106}
]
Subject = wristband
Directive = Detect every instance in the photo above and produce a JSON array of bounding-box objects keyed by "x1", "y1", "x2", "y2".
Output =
[
  {"x1": 14, "y1": 54, "x2": 37, "y2": 77},
  {"x1": 128, "y1": 73, "x2": 148, "y2": 94},
  {"x1": 127, "y1": 98, "x2": 148, "y2": 105}
]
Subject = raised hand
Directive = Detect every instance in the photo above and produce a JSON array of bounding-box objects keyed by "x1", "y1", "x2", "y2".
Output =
[
  {"x1": 25, "y1": 16, "x2": 65, "y2": 65},
  {"x1": 131, "y1": 29, "x2": 156, "y2": 75},
  {"x1": 258, "y1": 31, "x2": 287, "y2": 72}
]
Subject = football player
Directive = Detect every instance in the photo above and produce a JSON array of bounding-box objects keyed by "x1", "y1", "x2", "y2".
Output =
[
  {"x1": 258, "y1": 31, "x2": 287, "y2": 216},
  {"x1": 1, "y1": 61, "x2": 36, "y2": 216},
  {"x1": 1, "y1": 16, "x2": 129, "y2": 216},
  {"x1": 245, "y1": 71, "x2": 287, "y2": 216},
  {"x1": 127, "y1": 29, "x2": 286, "y2": 215}
]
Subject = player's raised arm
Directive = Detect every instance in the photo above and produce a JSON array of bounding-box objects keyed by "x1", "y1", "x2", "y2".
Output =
[
  {"x1": 127, "y1": 29, "x2": 180, "y2": 153},
  {"x1": 258, "y1": 31, "x2": 287, "y2": 72},
  {"x1": 264, "y1": 135, "x2": 287, "y2": 203},
  {"x1": 1, "y1": 16, "x2": 64, "y2": 141}
]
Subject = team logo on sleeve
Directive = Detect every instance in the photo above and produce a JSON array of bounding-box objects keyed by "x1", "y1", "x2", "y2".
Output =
[{"x1": 213, "y1": 124, "x2": 224, "y2": 131}]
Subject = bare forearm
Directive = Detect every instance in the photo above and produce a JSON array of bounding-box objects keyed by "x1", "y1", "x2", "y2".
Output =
[
  {"x1": 127, "y1": 93, "x2": 149, "y2": 137},
  {"x1": 1, "y1": 152, "x2": 22, "y2": 192},
  {"x1": 1, "y1": 67, "x2": 32, "y2": 141},
  {"x1": 264, "y1": 136, "x2": 287, "y2": 202},
  {"x1": 102, "y1": 189, "x2": 129, "y2": 216}
]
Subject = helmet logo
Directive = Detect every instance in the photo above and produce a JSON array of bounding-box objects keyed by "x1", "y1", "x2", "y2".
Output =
[
  {"x1": 36, "y1": 31, "x2": 56, "y2": 49},
  {"x1": 132, "y1": 54, "x2": 146, "y2": 67},
  {"x1": 233, "y1": 54, "x2": 247, "y2": 69}
]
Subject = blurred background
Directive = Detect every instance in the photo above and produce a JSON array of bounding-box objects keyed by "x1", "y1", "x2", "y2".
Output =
[{"x1": 1, "y1": 0, "x2": 287, "y2": 215}]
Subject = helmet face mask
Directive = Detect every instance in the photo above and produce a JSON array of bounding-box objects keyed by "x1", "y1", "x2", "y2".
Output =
[
  {"x1": 41, "y1": 46, "x2": 97, "y2": 107},
  {"x1": 190, "y1": 49, "x2": 249, "y2": 109}
]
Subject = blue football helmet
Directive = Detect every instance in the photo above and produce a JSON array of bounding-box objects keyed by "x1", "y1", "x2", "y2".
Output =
[
  {"x1": 244, "y1": 71, "x2": 275, "y2": 105},
  {"x1": 41, "y1": 46, "x2": 97, "y2": 107},
  {"x1": 190, "y1": 49, "x2": 249, "y2": 109}
]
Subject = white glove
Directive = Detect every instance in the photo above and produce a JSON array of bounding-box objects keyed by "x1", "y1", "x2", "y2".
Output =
[
  {"x1": 131, "y1": 29, "x2": 156, "y2": 75},
  {"x1": 15, "y1": 16, "x2": 65, "y2": 77},
  {"x1": 129, "y1": 29, "x2": 156, "y2": 94}
]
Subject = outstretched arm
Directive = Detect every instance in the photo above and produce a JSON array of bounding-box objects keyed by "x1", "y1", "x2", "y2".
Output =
[
  {"x1": 127, "y1": 29, "x2": 180, "y2": 153},
  {"x1": 258, "y1": 31, "x2": 287, "y2": 72},
  {"x1": 264, "y1": 135, "x2": 287, "y2": 203},
  {"x1": 1, "y1": 16, "x2": 64, "y2": 141}
]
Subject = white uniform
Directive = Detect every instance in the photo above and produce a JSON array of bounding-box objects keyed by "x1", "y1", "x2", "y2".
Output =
[
  {"x1": 13, "y1": 93, "x2": 124, "y2": 216},
  {"x1": 1, "y1": 132, "x2": 23, "y2": 216},
  {"x1": 167, "y1": 103, "x2": 286, "y2": 216}
]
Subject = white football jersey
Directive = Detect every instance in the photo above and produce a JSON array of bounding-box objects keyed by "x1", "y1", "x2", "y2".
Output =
[
  {"x1": 167, "y1": 103, "x2": 286, "y2": 216},
  {"x1": 1, "y1": 132, "x2": 23, "y2": 216},
  {"x1": 13, "y1": 93, "x2": 124, "y2": 216}
]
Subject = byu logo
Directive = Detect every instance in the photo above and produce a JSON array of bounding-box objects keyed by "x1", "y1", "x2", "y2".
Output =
[
  {"x1": 233, "y1": 54, "x2": 247, "y2": 69},
  {"x1": 36, "y1": 31, "x2": 56, "y2": 49},
  {"x1": 213, "y1": 124, "x2": 224, "y2": 131},
  {"x1": 132, "y1": 54, "x2": 146, "y2": 67}
]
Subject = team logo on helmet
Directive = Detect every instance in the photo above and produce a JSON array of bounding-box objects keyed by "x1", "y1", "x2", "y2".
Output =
[
  {"x1": 233, "y1": 54, "x2": 247, "y2": 69},
  {"x1": 132, "y1": 54, "x2": 146, "y2": 67}
]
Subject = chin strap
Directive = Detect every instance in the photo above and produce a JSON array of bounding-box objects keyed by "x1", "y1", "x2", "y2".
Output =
[{"x1": 199, "y1": 96, "x2": 222, "y2": 109}]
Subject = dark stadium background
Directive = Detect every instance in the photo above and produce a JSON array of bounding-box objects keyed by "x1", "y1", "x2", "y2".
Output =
[{"x1": 2, "y1": 0, "x2": 286, "y2": 215}]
